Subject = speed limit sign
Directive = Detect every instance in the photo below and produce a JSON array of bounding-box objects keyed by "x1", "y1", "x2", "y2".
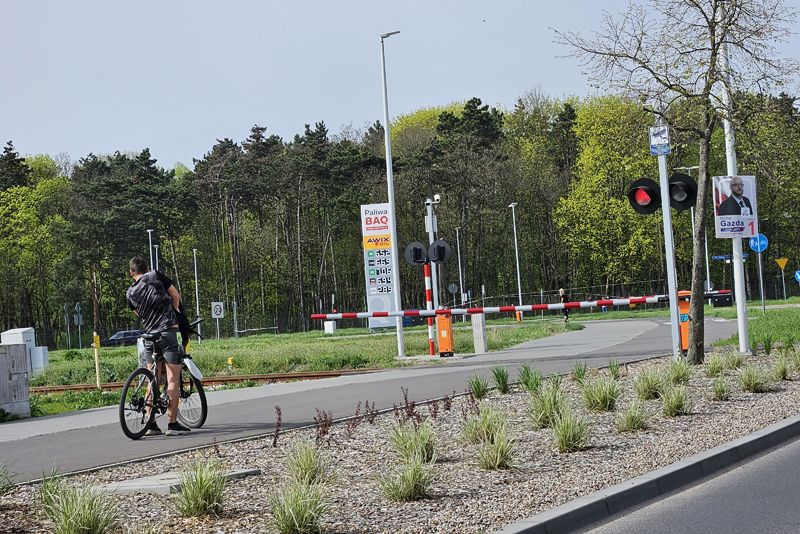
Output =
[{"x1": 211, "y1": 301, "x2": 225, "y2": 319}]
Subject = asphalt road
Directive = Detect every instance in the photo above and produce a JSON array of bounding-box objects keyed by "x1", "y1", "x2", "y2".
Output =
[
  {"x1": 0, "y1": 317, "x2": 737, "y2": 483},
  {"x1": 583, "y1": 436, "x2": 800, "y2": 534}
]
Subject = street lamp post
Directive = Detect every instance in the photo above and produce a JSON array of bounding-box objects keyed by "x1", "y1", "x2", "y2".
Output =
[
  {"x1": 455, "y1": 226, "x2": 465, "y2": 308},
  {"x1": 509, "y1": 202, "x2": 523, "y2": 318},
  {"x1": 380, "y1": 30, "x2": 404, "y2": 358},
  {"x1": 146, "y1": 229, "x2": 154, "y2": 270},
  {"x1": 153, "y1": 244, "x2": 159, "y2": 272},
  {"x1": 192, "y1": 248, "x2": 201, "y2": 343},
  {"x1": 425, "y1": 195, "x2": 441, "y2": 309}
]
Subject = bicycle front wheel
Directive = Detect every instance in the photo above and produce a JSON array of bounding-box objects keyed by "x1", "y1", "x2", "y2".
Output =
[
  {"x1": 119, "y1": 367, "x2": 156, "y2": 440},
  {"x1": 177, "y1": 366, "x2": 207, "y2": 428}
]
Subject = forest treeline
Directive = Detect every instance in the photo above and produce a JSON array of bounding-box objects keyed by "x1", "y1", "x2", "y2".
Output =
[{"x1": 2, "y1": 91, "x2": 799, "y2": 348}]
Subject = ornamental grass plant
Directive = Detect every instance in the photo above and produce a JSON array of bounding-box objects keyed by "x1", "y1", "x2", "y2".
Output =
[
  {"x1": 552, "y1": 409, "x2": 588, "y2": 453},
  {"x1": 269, "y1": 481, "x2": 330, "y2": 534},
  {"x1": 711, "y1": 377, "x2": 730, "y2": 401},
  {"x1": 42, "y1": 484, "x2": 117, "y2": 534},
  {"x1": 529, "y1": 381, "x2": 567, "y2": 430},
  {"x1": 390, "y1": 421, "x2": 437, "y2": 463},
  {"x1": 286, "y1": 441, "x2": 335, "y2": 485},
  {"x1": 517, "y1": 364, "x2": 543, "y2": 394},
  {"x1": 739, "y1": 364, "x2": 771, "y2": 393},
  {"x1": 582, "y1": 376, "x2": 620, "y2": 412},
  {"x1": 175, "y1": 460, "x2": 226, "y2": 517},
  {"x1": 705, "y1": 353, "x2": 726, "y2": 378},
  {"x1": 463, "y1": 405, "x2": 507, "y2": 445},
  {"x1": 661, "y1": 385, "x2": 692, "y2": 417},
  {"x1": 615, "y1": 403, "x2": 648, "y2": 432},
  {"x1": 491, "y1": 366, "x2": 510, "y2": 394},
  {"x1": 467, "y1": 375, "x2": 491, "y2": 400},
  {"x1": 477, "y1": 429, "x2": 515, "y2": 470},
  {"x1": 378, "y1": 454, "x2": 434, "y2": 502},
  {"x1": 634, "y1": 369, "x2": 665, "y2": 400}
]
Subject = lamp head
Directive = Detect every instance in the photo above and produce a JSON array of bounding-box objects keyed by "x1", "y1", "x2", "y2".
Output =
[
  {"x1": 380, "y1": 31, "x2": 400, "y2": 39},
  {"x1": 508, "y1": 202, "x2": 517, "y2": 209},
  {"x1": 433, "y1": 193, "x2": 441, "y2": 203}
]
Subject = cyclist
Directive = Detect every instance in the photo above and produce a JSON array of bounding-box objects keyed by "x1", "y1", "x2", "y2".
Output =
[{"x1": 126, "y1": 256, "x2": 191, "y2": 436}]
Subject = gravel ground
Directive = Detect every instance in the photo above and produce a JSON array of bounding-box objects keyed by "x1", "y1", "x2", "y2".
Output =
[{"x1": 2, "y1": 349, "x2": 800, "y2": 534}]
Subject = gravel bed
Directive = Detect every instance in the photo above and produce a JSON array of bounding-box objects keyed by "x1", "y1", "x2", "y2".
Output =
[{"x1": 2, "y1": 350, "x2": 800, "y2": 533}]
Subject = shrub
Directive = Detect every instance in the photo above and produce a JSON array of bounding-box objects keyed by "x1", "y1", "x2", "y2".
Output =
[
  {"x1": 762, "y1": 335, "x2": 773, "y2": 356},
  {"x1": 773, "y1": 355, "x2": 790, "y2": 382},
  {"x1": 616, "y1": 404, "x2": 648, "y2": 432},
  {"x1": 726, "y1": 353, "x2": 744, "y2": 370},
  {"x1": 666, "y1": 358, "x2": 692, "y2": 384},
  {"x1": 42, "y1": 485, "x2": 117, "y2": 534},
  {"x1": 491, "y1": 366, "x2": 510, "y2": 394},
  {"x1": 739, "y1": 364, "x2": 771, "y2": 393},
  {"x1": 529, "y1": 382, "x2": 567, "y2": 429},
  {"x1": 378, "y1": 455, "x2": 434, "y2": 502},
  {"x1": 517, "y1": 365, "x2": 542, "y2": 394},
  {"x1": 571, "y1": 362, "x2": 587, "y2": 383},
  {"x1": 552, "y1": 409, "x2": 588, "y2": 453},
  {"x1": 270, "y1": 481, "x2": 329, "y2": 534},
  {"x1": 477, "y1": 429, "x2": 515, "y2": 470},
  {"x1": 175, "y1": 460, "x2": 226, "y2": 517},
  {"x1": 791, "y1": 349, "x2": 800, "y2": 373},
  {"x1": 608, "y1": 359, "x2": 622, "y2": 380},
  {"x1": 661, "y1": 386, "x2": 692, "y2": 417},
  {"x1": 463, "y1": 406, "x2": 506, "y2": 445},
  {"x1": 711, "y1": 377, "x2": 730, "y2": 401},
  {"x1": 0, "y1": 465, "x2": 12, "y2": 496},
  {"x1": 286, "y1": 442, "x2": 334, "y2": 485},
  {"x1": 467, "y1": 375, "x2": 490, "y2": 400},
  {"x1": 39, "y1": 467, "x2": 63, "y2": 512},
  {"x1": 634, "y1": 369, "x2": 665, "y2": 400},
  {"x1": 390, "y1": 421, "x2": 436, "y2": 463},
  {"x1": 582, "y1": 376, "x2": 620, "y2": 412},
  {"x1": 705, "y1": 353, "x2": 726, "y2": 378}
]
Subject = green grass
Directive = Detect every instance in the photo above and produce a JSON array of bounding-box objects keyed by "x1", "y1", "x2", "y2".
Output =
[
  {"x1": 715, "y1": 308, "x2": 800, "y2": 348},
  {"x1": 0, "y1": 464, "x2": 12, "y2": 496},
  {"x1": 468, "y1": 375, "x2": 491, "y2": 400},
  {"x1": 491, "y1": 366, "x2": 510, "y2": 394},
  {"x1": 517, "y1": 364, "x2": 543, "y2": 394},
  {"x1": 39, "y1": 320, "x2": 579, "y2": 388},
  {"x1": 29, "y1": 390, "x2": 120, "y2": 417}
]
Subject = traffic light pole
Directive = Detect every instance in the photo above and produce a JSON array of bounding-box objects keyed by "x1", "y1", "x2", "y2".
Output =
[{"x1": 657, "y1": 152, "x2": 682, "y2": 361}]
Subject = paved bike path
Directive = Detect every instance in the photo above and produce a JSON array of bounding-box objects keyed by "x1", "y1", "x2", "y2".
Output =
[{"x1": 0, "y1": 318, "x2": 736, "y2": 483}]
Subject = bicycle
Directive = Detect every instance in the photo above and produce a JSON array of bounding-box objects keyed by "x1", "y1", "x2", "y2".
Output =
[{"x1": 119, "y1": 318, "x2": 208, "y2": 440}]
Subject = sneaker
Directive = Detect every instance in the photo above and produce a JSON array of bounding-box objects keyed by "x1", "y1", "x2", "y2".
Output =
[
  {"x1": 145, "y1": 422, "x2": 162, "y2": 436},
  {"x1": 166, "y1": 422, "x2": 191, "y2": 436}
]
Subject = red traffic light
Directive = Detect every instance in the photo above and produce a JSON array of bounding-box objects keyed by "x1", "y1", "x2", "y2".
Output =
[{"x1": 627, "y1": 178, "x2": 661, "y2": 215}]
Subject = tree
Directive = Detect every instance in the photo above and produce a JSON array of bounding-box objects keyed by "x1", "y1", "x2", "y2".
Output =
[
  {"x1": 0, "y1": 141, "x2": 28, "y2": 190},
  {"x1": 557, "y1": 0, "x2": 798, "y2": 362}
]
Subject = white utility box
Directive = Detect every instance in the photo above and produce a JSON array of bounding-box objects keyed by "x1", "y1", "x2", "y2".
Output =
[
  {"x1": 324, "y1": 321, "x2": 337, "y2": 335},
  {"x1": 30, "y1": 346, "x2": 49, "y2": 376},
  {"x1": 0, "y1": 344, "x2": 30, "y2": 417},
  {"x1": 1, "y1": 327, "x2": 49, "y2": 374}
]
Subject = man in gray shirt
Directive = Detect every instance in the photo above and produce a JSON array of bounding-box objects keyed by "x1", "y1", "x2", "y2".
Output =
[{"x1": 126, "y1": 256, "x2": 191, "y2": 436}]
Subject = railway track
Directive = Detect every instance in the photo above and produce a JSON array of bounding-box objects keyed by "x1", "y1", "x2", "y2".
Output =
[{"x1": 30, "y1": 369, "x2": 371, "y2": 395}]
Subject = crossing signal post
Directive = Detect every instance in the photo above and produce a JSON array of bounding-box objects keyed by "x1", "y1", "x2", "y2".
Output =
[{"x1": 626, "y1": 174, "x2": 697, "y2": 215}]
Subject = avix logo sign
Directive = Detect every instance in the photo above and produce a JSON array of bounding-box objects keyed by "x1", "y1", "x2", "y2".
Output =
[{"x1": 363, "y1": 235, "x2": 391, "y2": 249}]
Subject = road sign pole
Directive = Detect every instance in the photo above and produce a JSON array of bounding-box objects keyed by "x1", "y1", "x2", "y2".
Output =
[
  {"x1": 782, "y1": 268, "x2": 787, "y2": 300},
  {"x1": 757, "y1": 251, "x2": 765, "y2": 314},
  {"x1": 657, "y1": 150, "x2": 682, "y2": 361},
  {"x1": 216, "y1": 318, "x2": 220, "y2": 340}
]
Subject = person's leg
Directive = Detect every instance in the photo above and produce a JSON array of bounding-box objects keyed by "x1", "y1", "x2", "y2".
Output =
[
  {"x1": 165, "y1": 362, "x2": 182, "y2": 423},
  {"x1": 160, "y1": 330, "x2": 190, "y2": 434}
]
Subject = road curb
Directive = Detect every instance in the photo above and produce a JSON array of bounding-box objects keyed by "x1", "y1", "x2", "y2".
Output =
[{"x1": 495, "y1": 413, "x2": 800, "y2": 534}]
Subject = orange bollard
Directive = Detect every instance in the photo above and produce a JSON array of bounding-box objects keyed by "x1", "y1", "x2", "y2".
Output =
[{"x1": 678, "y1": 290, "x2": 691, "y2": 353}]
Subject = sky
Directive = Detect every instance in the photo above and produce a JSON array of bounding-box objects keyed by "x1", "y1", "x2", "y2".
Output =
[{"x1": 3, "y1": 0, "x2": 799, "y2": 170}]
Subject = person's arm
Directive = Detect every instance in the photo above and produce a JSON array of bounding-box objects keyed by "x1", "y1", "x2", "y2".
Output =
[{"x1": 167, "y1": 285, "x2": 181, "y2": 312}]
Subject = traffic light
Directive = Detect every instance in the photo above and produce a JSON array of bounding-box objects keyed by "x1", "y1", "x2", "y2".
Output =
[
  {"x1": 667, "y1": 173, "x2": 697, "y2": 211},
  {"x1": 627, "y1": 178, "x2": 661, "y2": 215},
  {"x1": 626, "y1": 174, "x2": 697, "y2": 215}
]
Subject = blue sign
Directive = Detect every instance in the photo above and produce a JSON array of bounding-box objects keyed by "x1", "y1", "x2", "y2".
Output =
[
  {"x1": 712, "y1": 255, "x2": 730, "y2": 261},
  {"x1": 795, "y1": 270, "x2": 800, "y2": 284},
  {"x1": 679, "y1": 313, "x2": 690, "y2": 323},
  {"x1": 749, "y1": 234, "x2": 768, "y2": 253}
]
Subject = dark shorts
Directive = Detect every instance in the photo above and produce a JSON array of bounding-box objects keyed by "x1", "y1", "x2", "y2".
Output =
[{"x1": 140, "y1": 329, "x2": 184, "y2": 366}]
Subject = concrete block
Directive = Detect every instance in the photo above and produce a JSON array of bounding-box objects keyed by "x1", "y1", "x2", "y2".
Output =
[
  {"x1": 93, "y1": 468, "x2": 261, "y2": 495},
  {"x1": 472, "y1": 313, "x2": 488, "y2": 354}
]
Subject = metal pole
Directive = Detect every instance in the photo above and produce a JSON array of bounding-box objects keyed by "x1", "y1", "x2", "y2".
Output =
[
  {"x1": 720, "y1": 30, "x2": 750, "y2": 354},
  {"x1": 657, "y1": 145, "x2": 682, "y2": 361},
  {"x1": 233, "y1": 300, "x2": 239, "y2": 338},
  {"x1": 153, "y1": 244, "x2": 159, "y2": 271},
  {"x1": 509, "y1": 202, "x2": 523, "y2": 317},
  {"x1": 192, "y1": 248, "x2": 201, "y2": 343},
  {"x1": 64, "y1": 303, "x2": 71, "y2": 350},
  {"x1": 380, "y1": 31, "x2": 405, "y2": 358},
  {"x1": 782, "y1": 268, "x2": 787, "y2": 300},
  {"x1": 455, "y1": 226, "x2": 465, "y2": 306},
  {"x1": 424, "y1": 262, "x2": 435, "y2": 355},
  {"x1": 757, "y1": 251, "x2": 765, "y2": 314},
  {"x1": 425, "y1": 198, "x2": 441, "y2": 309},
  {"x1": 146, "y1": 229, "x2": 154, "y2": 270}
]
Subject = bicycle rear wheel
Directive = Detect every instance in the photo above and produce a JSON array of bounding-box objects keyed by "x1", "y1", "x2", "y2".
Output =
[
  {"x1": 119, "y1": 367, "x2": 156, "y2": 440},
  {"x1": 177, "y1": 366, "x2": 207, "y2": 428}
]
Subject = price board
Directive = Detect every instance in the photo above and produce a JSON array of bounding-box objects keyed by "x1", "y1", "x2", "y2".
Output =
[{"x1": 361, "y1": 203, "x2": 397, "y2": 328}]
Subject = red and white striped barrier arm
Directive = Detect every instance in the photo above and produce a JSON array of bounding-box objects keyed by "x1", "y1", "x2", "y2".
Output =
[{"x1": 310, "y1": 290, "x2": 732, "y2": 321}]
